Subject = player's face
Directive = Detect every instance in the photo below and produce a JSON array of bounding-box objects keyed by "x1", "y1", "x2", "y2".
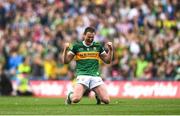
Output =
[{"x1": 84, "y1": 32, "x2": 95, "y2": 44}]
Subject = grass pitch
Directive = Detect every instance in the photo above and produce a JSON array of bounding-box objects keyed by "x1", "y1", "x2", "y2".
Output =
[{"x1": 0, "y1": 96, "x2": 180, "y2": 115}]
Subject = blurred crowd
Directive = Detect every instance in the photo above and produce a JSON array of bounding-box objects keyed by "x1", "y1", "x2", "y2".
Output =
[{"x1": 0, "y1": 0, "x2": 180, "y2": 83}]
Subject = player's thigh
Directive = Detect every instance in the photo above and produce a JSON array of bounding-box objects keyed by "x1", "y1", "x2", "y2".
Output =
[
  {"x1": 73, "y1": 83, "x2": 86, "y2": 98},
  {"x1": 93, "y1": 84, "x2": 109, "y2": 100}
]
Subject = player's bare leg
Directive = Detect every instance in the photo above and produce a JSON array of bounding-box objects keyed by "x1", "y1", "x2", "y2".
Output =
[
  {"x1": 67, "y1": 84, "x2": 86, "y2": 104},
  {"x1": 93, "y1": 84, "x2": 110, "y2": 104}
]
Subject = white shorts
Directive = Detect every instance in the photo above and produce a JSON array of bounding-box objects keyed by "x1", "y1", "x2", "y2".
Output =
[{"x1": 76, "y1": 75, "x2": 104, "y2": 89}]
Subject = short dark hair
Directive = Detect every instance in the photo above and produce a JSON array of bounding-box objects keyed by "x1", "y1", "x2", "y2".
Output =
[{"x1": 83, "y1": 27, "x2": 96, "y2": 35}]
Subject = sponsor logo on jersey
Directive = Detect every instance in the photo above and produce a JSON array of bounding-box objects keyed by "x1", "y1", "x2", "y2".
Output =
[{"x1": 76, "y1": 52, "x2": 99, "y2": 60}]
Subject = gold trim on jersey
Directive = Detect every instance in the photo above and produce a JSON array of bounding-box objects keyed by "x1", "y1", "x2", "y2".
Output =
[{"x1": 75, "y1": 52, "x2": 100, "y2": 60}]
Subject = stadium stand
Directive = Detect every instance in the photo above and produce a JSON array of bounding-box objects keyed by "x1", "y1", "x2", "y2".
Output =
[{"x1": 0, "y1": 0, "x2": 179, "y2": 84}]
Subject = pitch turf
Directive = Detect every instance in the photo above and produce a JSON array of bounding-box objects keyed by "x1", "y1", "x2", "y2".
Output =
[{"x1": 0, "y1": 96, "x2": 180, "y2": 115}]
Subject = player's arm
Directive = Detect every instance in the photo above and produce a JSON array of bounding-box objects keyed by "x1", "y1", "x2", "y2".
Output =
[
  {"x1": 100, "y1": 42, "x2": 113, "y2": 64},
  {"x1": 62, "y1": 43, "x2": 75, "y2": 64}
]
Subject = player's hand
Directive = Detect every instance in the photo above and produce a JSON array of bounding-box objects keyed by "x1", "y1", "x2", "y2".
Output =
[
  {"x1": 106, "y1": 42, "x2": 113, "y2": 51},
  {"x1": 64, "y1": 43, "x2": 70, "y2": 49}
]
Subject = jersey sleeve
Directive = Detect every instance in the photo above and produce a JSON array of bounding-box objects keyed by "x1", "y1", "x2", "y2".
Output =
[{"x1": 99, "y1": 43, "x2": 106, "y2": 55}]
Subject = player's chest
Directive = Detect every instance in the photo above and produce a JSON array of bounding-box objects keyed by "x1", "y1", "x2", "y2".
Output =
[{"x1": 77, "y1": 46, "x2": 99, "y2": 52}]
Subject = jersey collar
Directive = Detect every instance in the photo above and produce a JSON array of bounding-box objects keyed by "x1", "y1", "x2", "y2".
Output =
[{"x1": 83, "y1": 41, "x2": 93, "y2": 47}]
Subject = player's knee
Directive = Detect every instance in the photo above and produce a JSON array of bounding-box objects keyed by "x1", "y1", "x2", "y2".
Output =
[
  {"x1": 101, "y1": 97, "x2": 110, "y2": 104},
  {"x1": 72, "y1": 96, "x2": 81, "y2": 103}
]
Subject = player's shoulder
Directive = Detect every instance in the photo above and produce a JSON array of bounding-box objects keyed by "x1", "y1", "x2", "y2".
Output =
[
  {"x1": 93, "y1": 41, "x2": 103, "y2": 47},
  {"x1": 72, "y1": 41, "x2": 83, "y2": 47}
]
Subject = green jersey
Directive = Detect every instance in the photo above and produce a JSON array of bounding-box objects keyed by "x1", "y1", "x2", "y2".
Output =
[{"x1": 70, "y1": 41, "x2": 105, "y2": 76}]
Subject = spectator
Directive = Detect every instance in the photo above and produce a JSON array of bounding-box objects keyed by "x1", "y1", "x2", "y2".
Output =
[
  {"x1": 0, "y1": 56, "x2": 13, "y2": 95},
  {"x1": 0, "y1": 0, "x2": 179, "y2": 82}
]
